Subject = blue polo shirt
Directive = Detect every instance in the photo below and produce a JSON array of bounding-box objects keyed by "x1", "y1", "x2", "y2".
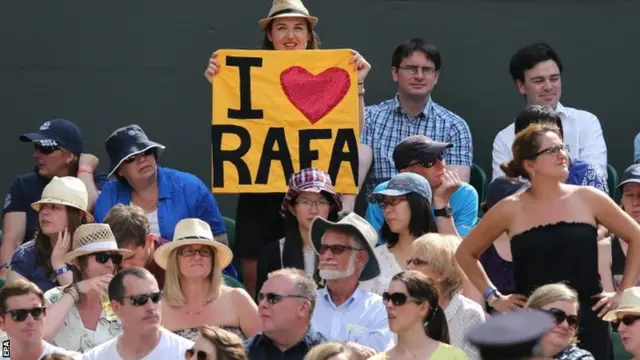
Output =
[
  {"x1": 365, "y1": 181, "x2": 478, "y2": 242},
  {"x1": 2, "y1": 171, "x2": 108, "y2": 242},
  {"x1": 94, "y1": 166, "x2": 226, "y2": 240},
  {"x1": 10, "y1": 240, "x2": 59, "y2": 292}
]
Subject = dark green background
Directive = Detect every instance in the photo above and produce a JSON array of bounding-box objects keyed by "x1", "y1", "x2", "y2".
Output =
[{"x1": 1, "y1": 1, "x2": 637, "y2": 218}]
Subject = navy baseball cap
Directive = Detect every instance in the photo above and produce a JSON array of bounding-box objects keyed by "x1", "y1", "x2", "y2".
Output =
[
  {"x1": 617, "y1": 164, "x2": 640, "y2": 190},
  {"x1": 370, "y1": 172, "x2": 433, "y2": 203},
  {"x1": 393, "y1": 135, "x2": 452, "y2": 171},
  {"x1": 20, "y1": 119, "x2": 84, "y2": 157},
  {"x1": 484, "y1": 176, "x2": 529, "y2": 211}
]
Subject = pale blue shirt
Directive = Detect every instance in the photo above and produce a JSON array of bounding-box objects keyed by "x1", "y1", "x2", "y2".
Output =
[{"x1": 311, "y1": 287, "x2": 393, "y2": 352}]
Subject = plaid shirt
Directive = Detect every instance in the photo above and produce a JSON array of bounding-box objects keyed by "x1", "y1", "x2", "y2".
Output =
[{"x1": 361, "y1": 96, "x2": 473, "y2": 194}]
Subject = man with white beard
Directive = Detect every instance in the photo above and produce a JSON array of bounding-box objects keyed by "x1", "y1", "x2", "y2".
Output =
[{"x1": 309, "y1": 213, "x2": 393, "y2": 353}]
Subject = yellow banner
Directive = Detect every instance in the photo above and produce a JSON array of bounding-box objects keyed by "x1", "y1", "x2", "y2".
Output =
[{"x1": 211, "y1": 49, "x2": 359, "y2": 194}]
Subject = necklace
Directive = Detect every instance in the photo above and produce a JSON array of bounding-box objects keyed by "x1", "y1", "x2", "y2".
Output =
[{"x1": 184, "y1": 300, "x2": 213, "y2": 315}]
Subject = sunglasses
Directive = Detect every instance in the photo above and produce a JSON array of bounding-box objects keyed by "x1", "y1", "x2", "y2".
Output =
[
  {"x1": 34, "y1": 144, "x2": 60, "y2": 155},
  {"x1": 94, "y1": 252, "x2": 123, "y2": 265},
  {"x1": 317, "y1": 244, "x2": 360, "y2": 255},
  {"x1": 546, "y1": 308, "x2": 579, "y2": 330},
  {"x1": 185, "y1": 348, "x2": 210, "y2": 360},
  {"x1": 122, "y1": 291, "x2": 163, "y2": 306},
  {"x1": 380, "y1": 196, "x2": 408, "y2": 209},
  {"x1": 406, "y1": 258, "x2": 429, "y2": 267},
  {"x1": 613, "y1": 314, "x2": 640, "y2": 327},
  {"x1": 123, "y1": 148, "x2": 155, "y2": 164},
  {"x1": 382, "y1": 292, "x2": 420, "y2": 306},
  {"x1": 4, "y1": 307, "x2": 46, "y2": 322},
  {"x1": 257, "y1": 292, "x2": 309, "y2": 305},
  {"x1": 406, "y1": 154, "x2": 444, "y2": 169}
]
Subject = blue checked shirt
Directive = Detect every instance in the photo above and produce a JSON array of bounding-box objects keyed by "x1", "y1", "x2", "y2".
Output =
[{"x1": 361, "y1": 96, "x2": 473, "y2": 194}]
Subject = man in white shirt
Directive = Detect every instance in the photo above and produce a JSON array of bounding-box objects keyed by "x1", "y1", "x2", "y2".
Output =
[
  {"x1": 0, "y1": 279, "x2": 80, "y2": 360},
  {"x1": 82, "y1": 267, "x2": 193, "y2": 360},
  {"x1": 492, "y1": 42, "x2": 607, "y2": 179}
]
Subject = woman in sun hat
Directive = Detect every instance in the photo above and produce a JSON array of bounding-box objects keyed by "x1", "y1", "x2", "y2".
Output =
[
  {"x1": 203, "y1": 0, "x2": 371, "y2": 297},
  {"x1": 7, "y1": 176, "x2": 92, "y2": 292},
  {"x1": 603, "y1": 287, "x2": 640, "y2": 357},
  {"x1": 93, "y1": 124, "x2": 227, "y2": 246},
  {"x1": 255, "y1": 168, "x2": 342, "y2": 294},
  {"x1": 156, "y1": 219, "x2": 259, "y2": 341},
  {"x1": 41, "y1": 223, "x2": 131, "y2": 353}
]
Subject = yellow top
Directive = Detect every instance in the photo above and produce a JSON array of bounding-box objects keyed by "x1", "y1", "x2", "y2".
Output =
[{"x1": 367, "y1": 343, "x2": 469, "y2": 360}]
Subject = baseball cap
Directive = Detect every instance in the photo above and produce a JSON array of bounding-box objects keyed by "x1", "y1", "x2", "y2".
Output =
[
  {"x1": 370, "y1": 172, "x2": 432, "y2": 203},
  {"x1": 617, "y1": 164, "x2": 640, "y2": 190},
  {"x1": 484, "y1": 176, "x2": 529, "y2": 211},
  {"x1": 20, "y1": 119, "x2": 84, "y2": 157},
  {"x1": 393, "y1": 135, "x2": 452, "y2": 171}
]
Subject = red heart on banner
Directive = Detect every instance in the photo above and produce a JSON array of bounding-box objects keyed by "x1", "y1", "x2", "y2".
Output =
[{"x1": 280, "y1": 66, "x2": 351, "y2": 124}]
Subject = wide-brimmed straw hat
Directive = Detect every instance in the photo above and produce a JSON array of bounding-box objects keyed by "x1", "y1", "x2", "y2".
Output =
[
  {"x1": 31, "y1": 176, "x2": 94, "y2": 222},
  {"x1": 105, "y1": 124, "x2": 165, "y2": 178},
  {"x1": 280, "y1": 168, "x2": 342, "y2": 217},
  {"x1": 64, "y1": 223, "x2": 132, "y2": 264},
  {"x1": 153, "y1": 218, "x2": 233, "y2": 270},
  {"x1": 603, "y1": 287, "x2": 640, "y2": 321},
  {"x1": 310, "y1": 213, "x2": 380, "y2": 281},
  {"x1": 258, "y1": 0, "x2": 318, "y2": 29}
]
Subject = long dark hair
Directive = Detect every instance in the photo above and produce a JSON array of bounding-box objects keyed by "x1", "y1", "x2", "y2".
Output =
[
  {"x1": 35, "y1": 206, "x2": 88, "y2": 276},
  {"x1": 380, "y1": 193, "x2": 438, "y2": 248},
  {"x1": 261, "y1": 19, "x2": 321, "y2": 50},
  {"x1": 392, "y1": 270, "x2": 450, "y2": 344}
]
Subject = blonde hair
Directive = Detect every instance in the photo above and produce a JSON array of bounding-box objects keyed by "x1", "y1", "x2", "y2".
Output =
[
  {"x1": 163, "y1": 246, "x2": 222, "y2": 307},
  {"x1": 525, "y1": 283, "x2": 580, "y2": 344},
  {"x1": 411, "y1": 233, "x2": 466, "y2": 299},
  {"x1": 303, "y1": 342, "x2": 353, "y2": 360}
]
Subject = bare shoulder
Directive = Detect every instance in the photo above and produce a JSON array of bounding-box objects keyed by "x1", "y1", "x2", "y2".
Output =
[
  {"x1": 224, "y1": 285, "x2": 253, "y2": 303},
  {"x1": 572, "y1": 183, "x2": 607, "y2": 199}
]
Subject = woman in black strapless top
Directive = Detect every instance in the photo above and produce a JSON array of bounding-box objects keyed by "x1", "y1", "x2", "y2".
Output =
[{"x1": 456, "y1": 123, "x2": 640, "y2": 360}]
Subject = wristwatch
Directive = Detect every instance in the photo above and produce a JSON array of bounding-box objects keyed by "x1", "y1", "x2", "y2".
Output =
[
  {"x1": 434, "y1": 206, "x2": 452, "y2": 218},
  {"x1": 487, "y1": 290, "x2": 502, "y2": 308}
]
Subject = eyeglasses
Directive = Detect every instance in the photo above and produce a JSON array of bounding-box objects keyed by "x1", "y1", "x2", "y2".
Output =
[
  {"x1": 382, "y1": 292, "x2": 420, "y2": 306},
  {"x1": 94, "y1": 252, "x2": 123, "y2": 266},
  {"x1": 178, "y1": 247, "x2": 213, "y2": 258},
  {"x1": 185, "y1": 348, "x2": 211, "y2": 360},
  {"x1": 406, "y1": 258, "x2": 429, "y2": 267},
  {"x1": 546, "y1": 308, "x2": 579, "y2": 330},
  {"x1": 380, "y1": 196, "x2": 408, "y2": 209},
  {"x1": 123, "y1": 148, "x2": 155, "y2": 164},
  {"x1": 34, "y1": 144, "x2": 60, "y2": 155},
  {"x1": 613, "y1": 314, "x2": 640, "y2": 327},
  {"x1": 398, "y1": 66, "x2": 436, "y2": 75},
  {"x1": 122, "y1": 291, "x2": 163, "y2": 306},
  {"x1": 257, "y1": 292, "x2": 309, "y2": 305},
  {"x1": 318, "y1": 244, "x2": 361, "y2": 255},
  {"x1": 3, "y1": 307, "x2": 46, "y2": 322},
  {"x1": 406, "y1": 154, "x2": 444, "y2": 169},
  {"x1": 534, "y1": 144, "x2": 568, "y2": 158},
  {"x1": 295, "y1": 199, "x2": 331, "y2": 208}
]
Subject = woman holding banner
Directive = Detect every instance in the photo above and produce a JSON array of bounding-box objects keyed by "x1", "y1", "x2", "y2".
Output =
[{"x1": 204, "y1": 0, "x2": 371, "y2": 296}]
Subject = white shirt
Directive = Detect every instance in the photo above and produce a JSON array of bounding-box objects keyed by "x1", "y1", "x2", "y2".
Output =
[
  {"x1": 492, "y1": 102, "x2": 607, "y2": 180},
  {"x1": 0, "y1": 340, "x2": 81, "y2": 359},
  {"x1": 359, "y1": 246, "x2": 401, "y2": 296},
  {"x1": 81, "y1": 327, "x2": 194, "y2": 360},
  {"x1": 444, "y1": 294, "x2": 485, "y2": 360}
]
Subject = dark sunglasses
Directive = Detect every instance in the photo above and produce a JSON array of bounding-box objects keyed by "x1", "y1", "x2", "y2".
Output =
[
  {"x1": 94, "y1": 252, "x2": 123, "y2": 265},
  {"x1": 407, "y1": 154, "x2": 444, "y2": 169},
  {"x1": 123, "y1": 291, "x2": 163, "y2": 306},
  {"x1": 34, "y1": 144, "x2": 60, "y2": 155},
  {"x1": 380, "y1": 196, "x2": 408, "y2": 209},
  {"x1": 123, "y1": 148, "x2": 155, "y2": 164},
  {"x1": 382, "y1": 292, "x2": 419, "y2": 306},
  {"x1": 185, "y1": 348, "x2": 210, "y2": 360},
  {"x1": 4, "y1": 307, "x2": 46, "y2": 322},
  {"x1": 257, "y1": 292, "x2": 309, "y2": 305},
  {"x1": 613, "y1": 314, "x2": 640, "y2": 327},
  {"x1": 546, "y1": 308, "x2": 579, "y2": 330},
  {"x1": 406, "y1": 258, "x2": 429, "y2": 267},
  {"x1": 318, "y1": 244, "x2": 361, "y2": 255}
]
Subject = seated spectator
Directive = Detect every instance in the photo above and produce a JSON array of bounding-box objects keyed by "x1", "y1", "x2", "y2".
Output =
[
  {"x1": 368, "y1": 271, "x2": 467, "y2": 359},
  {"x1": 93, "y1": 124, "x2": 227, "y2": 244},
  {"x1": 525, "y1": 283, "x2": 595, "y2": 359},
  {"x1": 408, "y1": 233, "x2": 485, "y2": 359},
  {"x1": 103, "y1": 204, "x2": 168, "y2": 288},
  {"x1": 7, "y1": 176, "x2": 91, "y2": 292},
  {"x1": 0, "y1": 279, "x2": 81, "y2": 359},
  {"x1": 82, "y1": 267, "x2": 194, "y2": 359},
  {"x1": 303, "y1": 342, "x2": 354, "y2": 360},
  {"x1": 155, "y1": 219, "x2": 259, "y2": 340},
  {"x1": 599, "y1": 164, "x2": 640, "y2": 292},
  {"x1": 1, "y1": 119, "x2": 107, "y2": 278},
  {"x1": 43, "y1": 223, "x2": 130, "y2": 353},
  {"x1": 360, "y1": 173, "x2": 438, "y2": 296},
  {"x1": 309, "y1": 213, "x2": 392, "y2": 352},
  {"x1": 635, "y1": 133, "x2": 640, "y2": 164},
  {"x1": 365, "y1": 136, "x2": 478, "y2": 239},
  {"x1": 256, "y1": 168, "x2": 342, "y2": 294},
  {"x1": 247, "y1": 268, "x2": 328, "y2": 360},
  {"x1": 603, "y1": 287, "x2": 640, "y2": 357},
  {"x1": 185, "y1": 325, "x2": 247, "y2": 360}
]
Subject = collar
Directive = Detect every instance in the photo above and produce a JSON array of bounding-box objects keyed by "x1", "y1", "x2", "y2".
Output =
[
  {"x1": 444, "y1": 293, "x2": 463, "y2": 319},
  {"x1": 393, "y1": 94, "x2": 432, "y2": 119},
  {"x1": 555, "y1": 102, "x2": 567, "y2": 116},
  {"x1": 320, "y1": 285, "x2": 364, "y2": 308},
  {"x1": 120, "y1": 166, "x2": 171, "y2": 200}
]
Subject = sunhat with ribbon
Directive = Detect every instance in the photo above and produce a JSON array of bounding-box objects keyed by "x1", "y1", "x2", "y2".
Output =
[
  {"x1": 31, "y1": 176, "x2": 94, "y2": 222},
  {"x1": 64, "y1": 223, "x2": 132, "y2": 264},
  {"x1": 153, "y1": 218, "x2": 233, "y2": 270},
  {"x1": 280, "y1": 168, "x2": 342, "y2": 217},
  {"x1": 105, "y1": 124, "x2": 165, "y2": 178},
  {"x1": 309, "y1": 213, "x2": 380, "y2": 281},
  {"x1": 258, "y1": 0, "x2": 318, "y2": 29},
  {"x1": 603, "y1": 287, "x2": 640, "y2": 321}
]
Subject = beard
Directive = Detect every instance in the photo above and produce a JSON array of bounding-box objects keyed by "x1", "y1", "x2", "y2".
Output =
[{"x1": 319, "y1": 252, "x2": 357, "y2": 280}]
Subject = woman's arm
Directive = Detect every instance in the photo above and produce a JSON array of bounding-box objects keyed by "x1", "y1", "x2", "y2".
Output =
[
  {"x1": 43, "y1": 291, "x2": 76, "y2": 341},
  {"x1": 597, "y1": 237, "x2": 615, "y2": 293},
  {"x1": 232, "y1": 288, "x2": 261, "y2": 338}
]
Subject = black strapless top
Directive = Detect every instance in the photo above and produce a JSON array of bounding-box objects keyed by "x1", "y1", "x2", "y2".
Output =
[{"x1": 510, "y1": 222, "x2": 602, "y2": 300}]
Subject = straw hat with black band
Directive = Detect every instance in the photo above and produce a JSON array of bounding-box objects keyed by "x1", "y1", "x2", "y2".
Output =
[
  {"x1": 31, "y1": 176, "x2": 94, "y2": 222},
  {"x1": 64, "y1": 223, "x2": 132, "y2": 265},
  {"x1": 105, "y1": 124, "x2": 165, "y2": 178},
  {"x1": 258, "y1": 0, "x2": 318, "y2": 29},
  {"x1": 154, "y1": 218, "x2": 233, "y2": 270}
]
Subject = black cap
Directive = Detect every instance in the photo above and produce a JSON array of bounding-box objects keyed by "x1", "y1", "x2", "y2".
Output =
[
  {"x1": 466, "y1": 310, "x2": 555, "y2": 360},
  {"x1": 617, "y1": 164, "x2": 640, "y2": 190},
  {"x1": 20, "y1": 119, "x2": 84, "y2": 157},
  {"x1": 485, "y1": 176, "x2": 529, "y2": 211},
  {"x1": 393, "y1": 135, "x2": 452, "y2": 171}
]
